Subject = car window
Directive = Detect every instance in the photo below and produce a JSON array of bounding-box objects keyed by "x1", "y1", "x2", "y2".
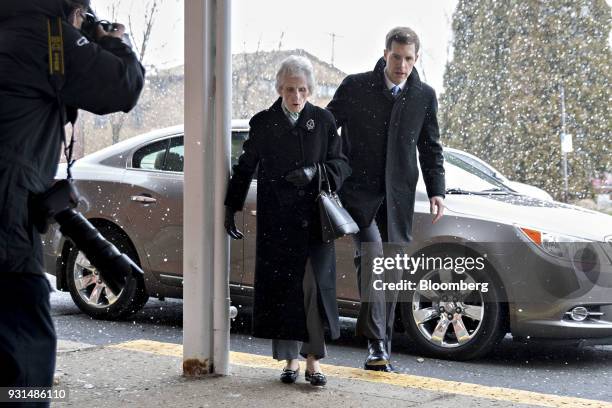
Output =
[
  {"x1": 232, "y1": 130, "x2": 257, "y2": 180},
  {"x1": 133, "y1": 139, "x2": 170, "y2": 170},
  {"x1": 166, "y1": 137, "x2": 185, "y2": 172},
  {"x1": 231, "y1": 130, "x2": 249, "y2": 167}
]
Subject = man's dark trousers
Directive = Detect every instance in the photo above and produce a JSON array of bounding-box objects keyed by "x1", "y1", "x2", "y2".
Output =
[
  {"x1": 0, "y1": 273, "x2": 56, "y2": 408},
  {"x1": 353, "y1": 201, "x2": 400, "y2": 356}
]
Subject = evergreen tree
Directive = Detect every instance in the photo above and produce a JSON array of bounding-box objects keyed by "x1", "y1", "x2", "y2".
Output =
[{"x1": 441, "y1": 0, "x2": 611, "y2": 201}]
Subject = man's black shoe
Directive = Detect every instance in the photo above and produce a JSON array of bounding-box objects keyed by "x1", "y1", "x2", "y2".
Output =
[
  {"x1": 364, "y1": 362, "x2": 394, "y2": 372},
  {"x1": 364, "y1": 339, "x2": 393, "y2": 372}
]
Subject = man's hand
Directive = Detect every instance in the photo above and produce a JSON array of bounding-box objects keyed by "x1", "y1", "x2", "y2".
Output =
[
  {"x1": 430, "y1": 196, "x2": 444, "y2": 224},
  {"x1": 224, "y1": 207, "x2": 244, "y2": 240},
  {"x1": 96, "y1": 23, "x2": 125, "y2": 40}
]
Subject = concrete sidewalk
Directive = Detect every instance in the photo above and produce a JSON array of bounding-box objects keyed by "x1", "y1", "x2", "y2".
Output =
[{"x1": 51, "y1": 340, "x2": 611, "y2": 408}]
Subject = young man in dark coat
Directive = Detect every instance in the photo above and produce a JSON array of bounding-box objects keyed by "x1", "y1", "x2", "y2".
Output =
[
  {"x1": 327, "y1": 26, "x2": 446, "y2": 372},
  {"x1": 0, "y1": 0, "x2": 144, "y2": 397}
]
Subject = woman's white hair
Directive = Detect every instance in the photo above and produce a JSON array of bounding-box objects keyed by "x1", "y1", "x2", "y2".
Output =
[{"x1": 275, "y1": 55, "x2": 316, "y2": 94}]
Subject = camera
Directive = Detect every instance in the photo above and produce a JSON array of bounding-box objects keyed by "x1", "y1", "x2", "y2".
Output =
[
  {"x1": 32, "y1": 179, "x2": 144, "y2": 294},
  {"x1": 80, "y1": 10, "x2": 117, "y2": 41}
]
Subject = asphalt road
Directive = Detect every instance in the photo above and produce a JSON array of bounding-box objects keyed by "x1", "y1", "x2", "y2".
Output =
[{"x1": 48, "y1": 274, "x2": 612, "y2": 403}]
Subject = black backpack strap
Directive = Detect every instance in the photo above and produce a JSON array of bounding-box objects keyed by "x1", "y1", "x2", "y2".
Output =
[{"x1": 47, "y1": 17, "x2": 76, "y2": 180}]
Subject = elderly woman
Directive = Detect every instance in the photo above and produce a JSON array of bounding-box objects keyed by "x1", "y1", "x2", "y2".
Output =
[{"x1": 225, "y1": 55, "x2": 351, "y2": 386}]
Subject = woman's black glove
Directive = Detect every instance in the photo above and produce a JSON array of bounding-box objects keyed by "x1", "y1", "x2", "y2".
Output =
[
  {"x1": 224, "y1": 207, "x2": 243, "y2": 240},
  {"x1": 284, "y1": 165, "x2": 317, "y2": 187}
]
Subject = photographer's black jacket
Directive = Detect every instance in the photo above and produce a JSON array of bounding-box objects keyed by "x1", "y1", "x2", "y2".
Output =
[{"x1": 0, "y1": 0, "x2": 145, "y2": 275}]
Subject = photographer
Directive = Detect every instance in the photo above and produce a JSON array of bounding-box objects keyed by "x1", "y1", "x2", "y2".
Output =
[{"x1": 0, "y1": 0, "x2": 144, "y2": 401}]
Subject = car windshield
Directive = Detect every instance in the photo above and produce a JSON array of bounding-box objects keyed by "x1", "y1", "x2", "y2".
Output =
[
  {"x1": 443, "y1": 152, "x2": 513, "y2": 194},
  {"x1": 447, "y1": 150, "x2": 499, "y2": 178}
]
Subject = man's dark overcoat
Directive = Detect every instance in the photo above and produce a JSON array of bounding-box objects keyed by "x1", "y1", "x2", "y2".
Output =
[
  {"x1": 225, "y1": 98, "x2": 351, "y2": 342},
  {"x1": 327, "y1": 58, "x2": 445, "y2": 242}
]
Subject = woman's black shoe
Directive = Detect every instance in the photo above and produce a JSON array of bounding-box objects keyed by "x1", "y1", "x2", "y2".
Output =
[
  {"x1": 305, "y1": 370, "x2": 327, "y2": 386},
  {"x1": 280, "y1": 367, "x2": 299, "y2": 384}
]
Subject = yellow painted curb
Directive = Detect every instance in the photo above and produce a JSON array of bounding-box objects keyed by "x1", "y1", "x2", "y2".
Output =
[{"x1": 110, "y1": 339, "x2": 612, "y2": 408}]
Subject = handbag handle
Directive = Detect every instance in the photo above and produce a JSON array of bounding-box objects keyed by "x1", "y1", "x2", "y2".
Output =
[{"x1": 317, "y1": 163, "x2": 332, "y2": 194}]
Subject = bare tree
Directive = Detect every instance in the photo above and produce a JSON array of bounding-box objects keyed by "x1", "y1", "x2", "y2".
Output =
[
  {"x1": 234, "y1": 30, "x2": 308, "y2": 118},
  {"x1": 128, "y1": 0, "x2": 158, "y2": 63},
  {"x1": 106, "y1": 0, "x2": 121, "y2": 22},
  {"x1": 236, "y1": 39, "x2": 262, "y2": 119},
  {"x1": 278, "y1": 31, "x2": 284, "y2": 50},
  {"x1": 108, "y1": 0, "x2": 159, "y2": 144}
]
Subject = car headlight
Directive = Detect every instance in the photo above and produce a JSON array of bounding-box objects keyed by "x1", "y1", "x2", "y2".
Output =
[{"x1": 517, "y1": 227, "x2": 592, "y2": 258}]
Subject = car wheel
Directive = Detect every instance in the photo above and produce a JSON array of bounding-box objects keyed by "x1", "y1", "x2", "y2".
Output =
[
  {"x1": 65, "y1": 227, "x2": 149, "y2": 320},
  {"x1": 400, "y1": 250, "x2": 506, "y2": 360}
]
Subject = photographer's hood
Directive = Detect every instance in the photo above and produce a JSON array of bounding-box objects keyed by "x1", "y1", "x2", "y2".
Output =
[{"x1": 0, "y1": 0, "x2": 64, "y2": 21}]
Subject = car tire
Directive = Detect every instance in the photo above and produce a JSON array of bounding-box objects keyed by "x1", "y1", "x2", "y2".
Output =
[
  {"x1": 65, "y1": 226, "x2": 149, "y2": 320},
  {"x1": 399, "y1": 248, "x2": 506, "y2": 360}
]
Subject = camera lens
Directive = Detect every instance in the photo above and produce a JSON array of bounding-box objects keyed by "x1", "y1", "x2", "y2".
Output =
[
  {"x1": 54, "y1": 209, "x2": 144, "y2": 294},
  {"x1": 99, "y1": 21, "x2": 114, "y2": 32}
]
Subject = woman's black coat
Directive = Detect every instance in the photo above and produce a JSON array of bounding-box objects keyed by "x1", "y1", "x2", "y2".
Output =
[{"x1": 225, "y1": 98, "x2": 351, "y2": 342}]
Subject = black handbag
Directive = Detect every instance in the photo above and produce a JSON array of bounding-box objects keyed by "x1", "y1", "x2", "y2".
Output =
[{"x1": 317, "y1": 163, "x2": 359, "y2": 242}]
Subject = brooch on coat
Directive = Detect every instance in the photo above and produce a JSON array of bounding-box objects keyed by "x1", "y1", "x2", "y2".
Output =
[{"x1": 306, "y1": 119, "x2": 315, "y2": 130}]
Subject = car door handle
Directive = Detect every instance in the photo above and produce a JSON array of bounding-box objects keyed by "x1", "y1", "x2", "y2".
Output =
[{"x1": 131, "y1": 195, "x2": 157, "y2": 204}]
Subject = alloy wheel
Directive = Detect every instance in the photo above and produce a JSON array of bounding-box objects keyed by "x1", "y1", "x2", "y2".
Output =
[
  {"x1": 411, "y1": 268, "x2": 485, "y2": 348},
  {"x1": 73, "y1": 251, "x2": 122, "y2": 308}
]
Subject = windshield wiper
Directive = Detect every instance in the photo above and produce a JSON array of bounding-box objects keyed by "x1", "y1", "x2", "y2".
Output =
[
  {"x1": 479, "y1": 188, "x2": 518, "y2": 195},
  {"x1": 446, "y1": 188, "x2": 515, "y2": 196},
  {"x1": 445, "y1": 188, "x2": 474, "y2": 195}
]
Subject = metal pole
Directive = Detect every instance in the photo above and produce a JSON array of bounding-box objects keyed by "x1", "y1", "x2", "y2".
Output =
[
  {"x1": 183, "y1": 0, "x2": 215, "y2": 376},
  {"x1": 213, "y1": 0, "x2": 232, "y2": 375},
  {"x1": 183, "y1": 0, "x2": 232, "y2": 377},
  {"x1": 562, "y1": 154, "x2": 568, "y2": 202},
  {"x1": 560, "y1": 84, "x2": 569, "y2": 202},
  {"x1": 327, "y1": 32, "x2": 343, "y2": 67}
]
